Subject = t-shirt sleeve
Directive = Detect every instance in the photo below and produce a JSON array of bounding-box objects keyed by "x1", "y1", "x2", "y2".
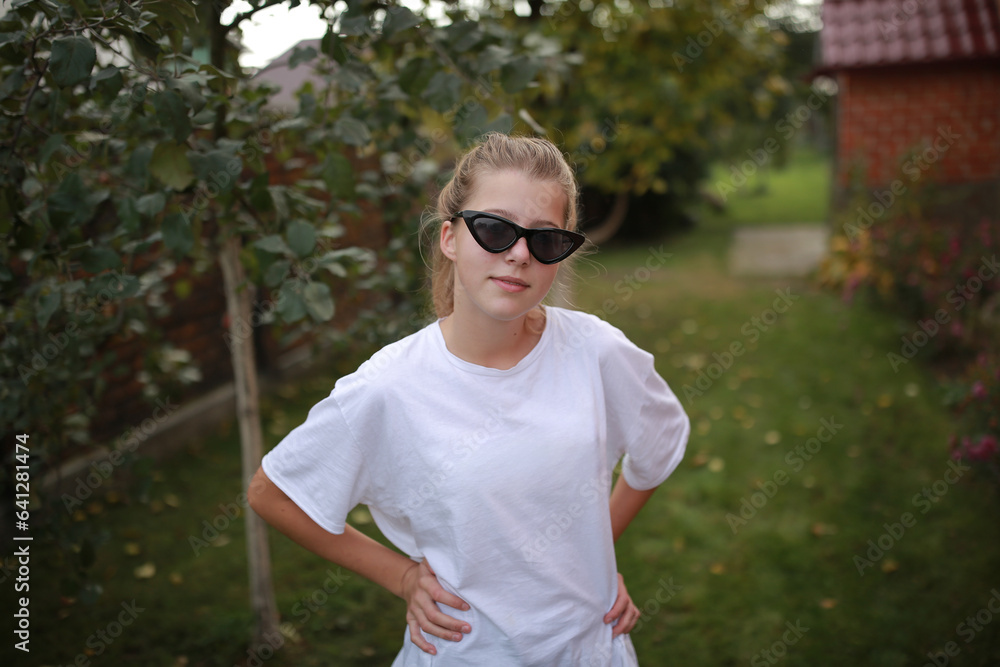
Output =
[
  {"x1": 261, "y1": 392, "x2": 371, "y2": 535},
  {"x1": 601, "y1": 325, "x2": 690, "y2": 491}
]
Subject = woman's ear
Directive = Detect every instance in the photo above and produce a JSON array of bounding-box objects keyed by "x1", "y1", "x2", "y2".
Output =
[{"x1": 440, "y1": 218, "x2": 457, "y2": 261}]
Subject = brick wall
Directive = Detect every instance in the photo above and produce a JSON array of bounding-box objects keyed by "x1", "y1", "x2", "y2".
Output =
[{"x1": 835, "y1": 62, "x2": 1000, "y2": 189}]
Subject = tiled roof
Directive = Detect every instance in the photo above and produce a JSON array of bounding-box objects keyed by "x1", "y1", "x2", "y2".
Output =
[
  {"x1": 820, "y1": 0, "x2": 1000, "y2": 70},
  {"x1": 252, "y1": 38, "x2": 329, "y2": 110}
]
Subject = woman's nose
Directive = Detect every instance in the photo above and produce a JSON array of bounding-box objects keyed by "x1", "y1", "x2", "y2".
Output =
[{"x1": 506, "y1": 237, "x2": 531, "y2": 263}]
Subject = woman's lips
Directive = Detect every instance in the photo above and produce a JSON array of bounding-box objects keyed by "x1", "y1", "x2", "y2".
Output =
[{"x1": 492, "y1": 276, "x2": 528, "y2": 292}]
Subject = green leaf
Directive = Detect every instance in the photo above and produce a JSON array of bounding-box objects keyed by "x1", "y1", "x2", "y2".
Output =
[
  {"x1": 249, "y1": 172, "x2": 273, "y2": 213},
  {"x1": 152, "y1": 90, "x2": 191, "y2": 142},
  {"x1": 321, "y1": 153, "x2": 355, "y2": 199},
  {"x1": 277, "y1": 281, "x2": 306, "y2": 323},
  {"x1": 264, "y1": 259, "x2": 290, "y2": 288},
  {"x1": 443, "y1": 21, "x2": 482, "y2": 52},
  {"x1": 0, "y1": 65, "x2": 26, "y2": 100},
  {"x1": 339, "y1": 15, "x2": 369, "y2": 36},
  {"x1": 422, "y1": 72, "x2": 462, "y2": 113},
  {"x1": 36, "y1": 291, "x2": 61, "y2": 328},
  {"x1": 171, "y1": 78, "x2": 207, "y2": 114},
  {"x1": 116, "y1": 197, "x2": 140, "y2": 232},
  {"x1": 382, "y1": 6, "x2": 421, "y2": 36},
  {"x1": 334, "y1": 63, "x2": 369, "y2": 93},
  {"x1": 81, "y1": 247, "x2": 122, "y2": 273},
  {"x1": 50, "y1": 35, "x2": 96, "y2": 87},
  {"x1": 333, "y1": 117, "x2": 371, "y2": 147},
  {"x1": 475, "y1": 45, "x2": 512, "y2": 75},
  {"x1": 150, "y1": 142, "x2": 194, "y2": 190},
  {"x1": 286, "y1": 220, "x2": 316, "y2": 258},
  {"x1": 92, "y1": 66, "x2": 123, "y2": 98},
  {"x1": 126, "y1": 143, "x2": 153, "y2": 186},
  {"x1": 136, "y1": 192, "x2": 166, "y2": 217},
  {"x1": 303, "y1": 282, "x2": 334, "y2": 321},
  {"x1": 188, "y1": 148, "x2": 241, "y2": 193},
  {"x1": 254, "y1": 235, "x2": 291, "y2": 255},
  {"x1": 455, "y1": 102, "x2": 489, "y2": 140},
  {"x1": 481, "y1": 112, "x2": 514, "y2": 135},
  {"x1": 375, "y1": 79, "x2": 408, "y2": 102},
  {"x1": 47, "y1": 173, "x2": 93, "y2": 230},
  {"x1": 161, "y1": 213, "x2": 194, "y2": 256},
  {"x1": 321, "y1": 32, "x2": 350, "y2": 65},
  {"x1": 398, "y1": 58, "x2": 433, "y2": 97},
  {"x1": 39, "y1": 134, "x2": 66, "y2": 164},
  {"x1": 288, "y1": 45, "x2": 317, "y2": 69},
  {"x1": 501, "y1": 57, "x2": 540, "y2": 94}
]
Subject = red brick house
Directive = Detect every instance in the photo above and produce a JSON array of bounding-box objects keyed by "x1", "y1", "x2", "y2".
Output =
[{"x1": 818, "y1": 0, "x2": 1000, "y2": 216}]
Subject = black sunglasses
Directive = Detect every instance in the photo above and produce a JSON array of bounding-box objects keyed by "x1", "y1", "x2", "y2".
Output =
[{"x1": 452, "y1": 210, "x2": 585, "y2": 264}]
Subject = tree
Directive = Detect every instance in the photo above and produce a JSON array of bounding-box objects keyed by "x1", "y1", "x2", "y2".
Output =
[
  {"x1": 0, "y1": 0, "x2": 562, "y2": 649},
  {"x1": 484, "y1": 0, "x2": 794, "y2": 240}
]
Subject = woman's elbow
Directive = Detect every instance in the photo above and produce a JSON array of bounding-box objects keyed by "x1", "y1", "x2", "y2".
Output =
[{"x1": 247, "y1": 466, "x2": 272, "y2": 513}]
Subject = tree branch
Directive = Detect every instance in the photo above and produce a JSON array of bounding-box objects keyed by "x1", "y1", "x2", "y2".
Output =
[{"x1": 223, "y1": 0, "x2": 290, "y2": 32}]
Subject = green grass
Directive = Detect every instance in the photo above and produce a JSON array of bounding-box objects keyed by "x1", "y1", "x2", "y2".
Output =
[
  {"x1": 14, "y1": 151, "x2": 1000, "y2": 667},
  {"x1": 702, "y1": 145, "x2": 832, "y2": 227}
]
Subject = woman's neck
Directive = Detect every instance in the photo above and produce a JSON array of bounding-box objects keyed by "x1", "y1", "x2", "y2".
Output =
[{"x1": 438, "y1": 308, "x2": 544, "y2": 370}]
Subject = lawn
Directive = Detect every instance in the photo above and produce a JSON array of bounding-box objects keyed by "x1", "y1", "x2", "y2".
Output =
[
  {"x1": 702, "y1": 145, "x2": 831, "y2": 227},
  {"x1": 14, "y1": 151, "x2": 1000, "y2": 667}
]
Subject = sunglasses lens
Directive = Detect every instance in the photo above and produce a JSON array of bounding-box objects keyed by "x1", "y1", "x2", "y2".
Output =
[
  {"x1": 473, "y1": 217, "x2": 517, "y2": 250},
  {"x1": 530, "y1": 231, "x2": 575, "y2": 262}
]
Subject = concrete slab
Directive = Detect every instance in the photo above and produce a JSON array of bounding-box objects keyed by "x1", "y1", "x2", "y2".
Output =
[{"x1": 728, "y1": 223, "x2": 830, "y2": 277}]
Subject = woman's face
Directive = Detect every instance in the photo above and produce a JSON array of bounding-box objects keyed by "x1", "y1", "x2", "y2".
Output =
[{"x1": 440, "y1": 169, "x2": 567, "y2": 325}]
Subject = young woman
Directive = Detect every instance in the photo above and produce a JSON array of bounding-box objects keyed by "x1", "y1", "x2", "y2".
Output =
[{"x1": 248, "y1": 133, "x2": 690, "y2": 666}]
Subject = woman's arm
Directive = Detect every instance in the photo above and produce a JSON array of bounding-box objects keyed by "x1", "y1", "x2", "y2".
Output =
[
  {"x1": 603, "y1": 474, "x2": 659, "y2": 635},
  {"x1": 247, "y1": 467, "x2": 471, "y2": 654},
  {"x1": 609, "y1": 474, "x2": 658, "y2": 542}
]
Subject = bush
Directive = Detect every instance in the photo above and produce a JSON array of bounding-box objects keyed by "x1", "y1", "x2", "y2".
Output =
[{"x1": 820, "y1": 198, "x2": 1000, "y2": 469}]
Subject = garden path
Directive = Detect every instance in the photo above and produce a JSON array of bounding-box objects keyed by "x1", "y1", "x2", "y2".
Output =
[{"x1": 727, "y1": 223, "x2": 830, "y2": 277}]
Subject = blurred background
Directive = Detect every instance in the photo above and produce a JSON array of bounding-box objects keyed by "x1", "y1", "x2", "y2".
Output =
[{"x1": 1, "y1": 0, "x2": 998, "y2": 665}]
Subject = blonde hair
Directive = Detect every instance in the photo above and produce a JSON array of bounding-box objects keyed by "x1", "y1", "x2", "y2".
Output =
[{"x1": 424, "y1": 132, "x2": 581, "y2": 319}]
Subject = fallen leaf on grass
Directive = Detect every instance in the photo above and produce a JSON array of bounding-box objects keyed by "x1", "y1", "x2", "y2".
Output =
[
  {"x1": 124, "y1": 542, "x2": 142, "y2": 556},
  {"x1": 811, "y1": 523, "x2": 838, "y2": 537},
  {"x1": 691, "y1": 452, "x2": 709, "y2": 468},
  {"x1": 164, "y1": 493, "x2": 181, "y2": 508},
  {"x1": 820, "y1": 598, "x2": 838, "y2": 609},
  {"x1": 212, "y1": 534, "x2": 231, "y2": 548},
  {"x1": 709, "y1": 563, "x2": 726, "y2": 575},
  {"x1": 134, "y1": 562, "x2": 156, "y2": 579},
  {"x1": 169, "y1": 572, "x2": 184, "y2": 585},
  {"x1": 881, "y1": 559, "x2": 899, "y2": 574},
  {"x1": 708, "y1": 457, "x2": 725, "y2": 473}
]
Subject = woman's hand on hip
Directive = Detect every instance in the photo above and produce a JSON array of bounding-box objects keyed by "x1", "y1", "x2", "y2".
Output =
[
  {"x1": 400, "y1": 559, "x2": 472, "y2": 655},
  {"x1": 604, "y1": 572, "x2": 641, "y2": 637}
]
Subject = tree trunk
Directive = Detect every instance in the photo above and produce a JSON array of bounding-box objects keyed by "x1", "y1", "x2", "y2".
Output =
[
  {"x1": 219, "y1": 234, "x2": 281, "y2": 648},
  {"x1": 585, "y1": 190, "x2": 630, "y2": 246}
]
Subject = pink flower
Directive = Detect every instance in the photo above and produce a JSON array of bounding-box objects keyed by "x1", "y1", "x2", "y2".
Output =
[
  {"x1": 971, "y1": 381, "x2": 988, "y2": 400},
  {"x1": 966, "y1": 435, "x2": 998, "y2": 462}
]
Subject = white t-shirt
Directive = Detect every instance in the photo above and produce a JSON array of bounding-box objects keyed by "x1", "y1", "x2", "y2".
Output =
[{"x1": 262, "y1": 306, "x2": 690, "y2": 666}]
